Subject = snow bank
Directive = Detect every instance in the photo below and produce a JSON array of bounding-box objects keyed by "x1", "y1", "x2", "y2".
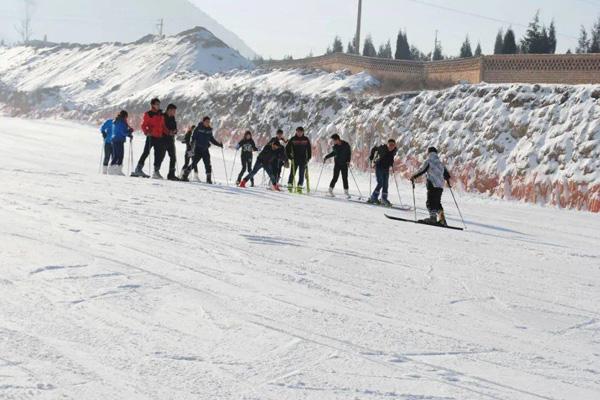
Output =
[{"x1": 1, "y1": 31, "x2": 598, "y2": 211}]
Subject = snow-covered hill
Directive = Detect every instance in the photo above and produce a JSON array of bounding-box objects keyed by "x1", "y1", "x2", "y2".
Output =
[
  {"x1": 0, "y1": 32, "x2": 598, "y2": 211},
  {"x1": 1, "y1": 117, "x2": 599, "y2": 399},
  {"x1": 0, "y1": 0, "x2": 257, "y2": 59}
]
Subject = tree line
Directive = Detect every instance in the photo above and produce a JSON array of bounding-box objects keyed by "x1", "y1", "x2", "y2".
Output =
[{"x1": 324, "y1": 11, "x2": 600, "y2": 61}]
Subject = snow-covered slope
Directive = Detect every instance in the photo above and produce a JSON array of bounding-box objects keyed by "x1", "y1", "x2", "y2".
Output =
[
  {"x1": 0, "y1": 27, "x2": 252, "y2": 108},
  {"x1": 0, "y1": 0, "x2": 257, "y2": 59},
  {"x1": 1, "y1": 117, "x2": 599, "y2": 399},
  {"x1": 0, "y1": 37, "x2": 598, "y2": 211}
]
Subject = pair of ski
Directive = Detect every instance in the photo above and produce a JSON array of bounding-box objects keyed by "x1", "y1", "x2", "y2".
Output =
[{"x1": 384, "y1": 214, "x2": 464, "y2": 231}]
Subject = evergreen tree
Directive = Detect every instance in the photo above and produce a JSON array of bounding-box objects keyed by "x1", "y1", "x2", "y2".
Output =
[
  {"x1": 459, "y1": 36, "x2": 473, "y2": 58},
  {"x1": 503, "y1": 29, "x2": 518, "y2": 54},
  {"x1": 494, "y1": 29, "x2": 504, "y2": 54},
  {"x1": 432, "y1": 40, "x2": 444, "y2": 60},
  {"x1": 474, "y1": 42, "x2": 483, "y2": 56},
  {"x1": 577, "y1": 25, "x2": 590, "y2": 53},
  {"x1": 346, "y1": 41, "x2": 356, "y2": 54},
  {"x1": 566, "y1": 49, "x2": 572, "y2": 54},
  {"x1": 548, "y1": 21, "x2": 557, "y2": 54},
  {"x1": 362, "y1": 35, "x2": 377, "y2": 57},
  {"x1": 410, "y1": 45, "x2": 429, "y2": 61},
  {"x1": 332, "y1": 36, "x2": 343, "y2": 53},
  {"x1": 378, "y1": 40, "x2": 393, "y2": 58},
  {"x1": 395, "y1": 30, "x2": 412, "y2": 60},
  {"x1": 591, "y1": 17, "x2": 600, "y2": 53}
]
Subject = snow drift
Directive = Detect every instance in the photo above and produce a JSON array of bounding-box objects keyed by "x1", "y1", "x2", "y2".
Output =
[{"x1": 0, "y1": 32, "x2": 599, "y2": 211}]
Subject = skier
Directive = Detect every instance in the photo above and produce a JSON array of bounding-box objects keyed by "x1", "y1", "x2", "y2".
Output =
[
  {"x1": 162, "y1": 104, "x2": 179, "y2": 181},
  {"x1": 239, "y1": 140, "x2": 288, "y2": 191},
  {"x1": 181, "y1": 116, "x2": 223, "y2": 183},
  {"x1": 131, "y1": 98, "x2": 164, "y2": 179},
  {"x1": 410, "y1": 146, "x2": 451, "y2": 226},
  {"x1": 180, "y1": 125, "x2": 199, "y2": 181},
  {"x1": 268, "y1": 129, "x2": 288, "y2": 183},
  {"x1": 108, "y1": 110, "x2": 133, "y2": 175},
  {"x1": 286, "y1": 127, "x2": 312, "y2": 193},
  {"x1": 235, "y1": 130, "x2": 258, "y2": 186},
  {"x1": 100, "y1": 117, "x2": 114, "y2": 174},
  {"x1": 324, "y1": 133, "x2": 352, "y2": 199},
  {"x1": 368, "y1": 139, "x2": 398, "y2": 207}
]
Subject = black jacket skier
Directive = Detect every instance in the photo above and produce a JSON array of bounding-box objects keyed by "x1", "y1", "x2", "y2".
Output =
[
  {"x1": 369, "y1": 144, "x2": 397, "y2": 170},
  {"x1": 182, "y1": 116, "x2": 223, "y2": 183},
  {"x1": 286, "y1": 127, "x2": 312, "y2": 191},
  {"x1": 236, "y1": 132, "x2": 259, "y2": 185},
  {"x1": 368, "y1": 139, "x2": 398, "y2": 206},
  {"x1": 162, "y1": 104, "x2": 179, "y2": 181}
]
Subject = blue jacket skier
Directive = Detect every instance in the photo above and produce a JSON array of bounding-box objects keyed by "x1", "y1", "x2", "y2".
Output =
[
  {"x1": 100, "y1": 119, "x2": 114, "y2": 173},
  {"x1": 181, "y1": 116, "x2": 223, "y2": 184}
]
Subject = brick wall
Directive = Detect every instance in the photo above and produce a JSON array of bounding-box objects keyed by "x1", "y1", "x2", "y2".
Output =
[{"x1": 261, "y1": 53, "x2": 600, "y2": 87}]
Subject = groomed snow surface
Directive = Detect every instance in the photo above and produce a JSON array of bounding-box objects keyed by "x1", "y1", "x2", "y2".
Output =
[{"x1": 1, "y1": 117, "x2": 599, "y2": 400}]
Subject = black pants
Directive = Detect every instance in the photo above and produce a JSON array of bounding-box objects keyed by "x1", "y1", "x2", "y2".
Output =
[
  {"x1": 111, "y1": 140, "x2": 125, "y2": 165},
  {"x1": 162, "y1": 136, "x2": 177, "y2": 174},
  {"x1": 244, "y1": 161, "x2": 276, "y2": 185},
  {"x1": 426, "y1": 187, "x2": 444, "y2": 212},
  {"x1": 182, "y1": 146, "x2": 198, "y2": 173},
  {"x1": 330, "y1": 164, "x2": 349, "y2": 190},
  {"x1": 137, "y1": 136, "x2": 164, "y2": 170},
  {"x1": 187, "y1": 148, "x2": 212, "y2": 175},
  {"x1": 103, "y1": 143, "x2": 113, "y2": 166},
  {"x1": 288, "y1": 161, "x2": 307, "y2": 187},
  {"x1": 272, "y1": 159, "x2": 283, "y2": 182},
  {"x1": 237, "y1": 153, "x2": 254, "y2": 183}
]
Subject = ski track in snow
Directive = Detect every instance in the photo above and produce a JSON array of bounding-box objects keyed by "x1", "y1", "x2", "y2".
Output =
[{"x1": 0, "y1": 117, "x2": 599, "y2": 399}]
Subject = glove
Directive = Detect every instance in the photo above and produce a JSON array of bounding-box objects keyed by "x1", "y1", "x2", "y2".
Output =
[
  {"x1": 219, "y1": 143, "x2": 224, "y2": 148},
  {"x1": 323, "y1": 158, "x2": 327, "y2": 163},
  {"x1": 410, "y1": 177, "x2": 416, "y2": 188},
  {"x1": 446, "y1": 179, "x2": 452, "y2": 188},
  {"x1": 186, "y1": 150, "x2": 194, "y2": 157}
]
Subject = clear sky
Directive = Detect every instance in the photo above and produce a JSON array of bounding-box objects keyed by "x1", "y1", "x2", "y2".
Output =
[{"x1": 190, "y1": 0, "x2": 600, "y2": 58}]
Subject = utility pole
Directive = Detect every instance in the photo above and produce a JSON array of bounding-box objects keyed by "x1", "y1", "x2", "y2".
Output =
[
  {"x1": 353, "y1": 0, "x2": 362, "y2": 54},
  {"x1": 156, "y1": 18, "x2": 164, "y2": 38}
]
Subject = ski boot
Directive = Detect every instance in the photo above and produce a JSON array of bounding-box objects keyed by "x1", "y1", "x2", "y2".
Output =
[
  {"x1": 344, "y1": 189, "x2": 351, "y2": 199},
  {"x1": 206, "y1": 174, "x2": 213, "y2": 184},
  {"x1": 180, "y1": 169, "x2": 190, "y2": 182},
  {"x1": 132, "y1": 165, "x2": 150, "y2": 178},
  {"x1": 381, "y1": 199, "x2": 392, "y2": 208},
  {"x1": 239, "y1": 179, "x2": 247, "y2": 188},
  {"x1": 437, "y1": 210, "x2": 447, "y2": 227},
  {"x1": 152, "y1": 170, "x2": 164, "y2": 180},
  {"x1": 296, "y1": 186, "x2": 303, "y2": 194},
  {"x1": 419, "y1": 211, "x2": 438, "y2": 225},
  {"x1": 114, "y1": 165, "x2": 125, "y2": 176},
  {"x1": 367, "y1": 197, "x2": 380, "y2": 205},
  {"x1": 192, "y1": 172, "x2": 200, "y2": 182},
  {"x1": 250, "y1": 179, "x2": 255, "y2": 187},
  {"x1": 271, "y1": 184, "x2": 281, "y2": 192},
  {"x1": 287, "y1": 184, "x2": 294, "y2": 193},
  {"x1": 327, "y1": 187, "x2": 335, "y2": 197},
  {"x1": 167, "y1": 170, "x2": 180, "y2": 181}
]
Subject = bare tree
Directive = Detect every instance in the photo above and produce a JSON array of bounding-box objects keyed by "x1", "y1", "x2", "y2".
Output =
[{"x1": 15, "y1": 0, "x2": 35, "y2": 44}]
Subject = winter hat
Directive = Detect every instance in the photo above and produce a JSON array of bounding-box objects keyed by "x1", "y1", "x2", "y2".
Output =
[
  {"x1": 330, "y1": 134, "x2": 341, "y2": 140},
  {"x1": 427, "y1": 146, "x2": 438, "y2": 154}
]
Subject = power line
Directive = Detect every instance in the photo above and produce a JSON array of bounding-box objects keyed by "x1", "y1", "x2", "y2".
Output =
[{"x1": 403, "y1": 0, "x2": 579, "y2": 41}]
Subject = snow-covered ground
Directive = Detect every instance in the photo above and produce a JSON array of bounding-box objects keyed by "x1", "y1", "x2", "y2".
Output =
[{"x1": 1, "y1": 117, "x2": 599, "y2": 400}]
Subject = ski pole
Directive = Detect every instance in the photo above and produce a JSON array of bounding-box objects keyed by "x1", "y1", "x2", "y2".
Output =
[
  {"x1": 412, "y1": 181, "x2": 417, "y2": 222},
  {"x1": 349, "y1": 166, "x2": 363, "y2": 199},
  {"x1": 314, "y1": 161, "x2": 326, "y2": 194},
  {"x1": 127, "y1": 138, "x2": 133, "y2": 176},
  {"x1": 229, "y1": 149, "x2": 238, "y2": 183},
  {"x1": 99, "y1": 143, "x2": 104, "y2": 174},
  {"x1": 220, "y1": 146, "x2": 229, "y2": 186},
  {"x1": 369, "y1": 164, "x2": 373, "y2": 196},
  {"x1": 449, "y1": 186, "x2": 467, "y2": 230},
  {"x1": 392, "y1": 166, "x2": 404, "y2": 207}
]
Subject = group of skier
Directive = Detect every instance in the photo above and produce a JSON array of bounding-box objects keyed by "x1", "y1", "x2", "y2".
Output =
[{"x1": 99, "y1": 98, "x2": 453, "y2": 226}]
